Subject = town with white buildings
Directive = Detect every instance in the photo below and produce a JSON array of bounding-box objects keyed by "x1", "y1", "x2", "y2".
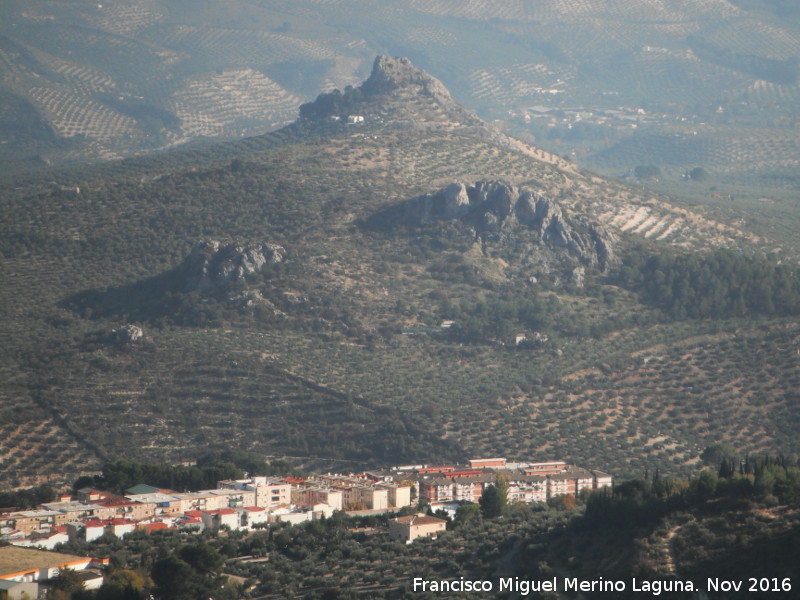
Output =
[{"x1": 0, "y1": 457, "x2": 611, "y2": 591}]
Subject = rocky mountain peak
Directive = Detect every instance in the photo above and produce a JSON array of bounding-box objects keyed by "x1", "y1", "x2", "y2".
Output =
[
  {"x1": 361, "y1": 56, "x2": 455, "y2": 105},
  {"x1": 298, "y1": 55, "x2": 511, "y2": 146}
]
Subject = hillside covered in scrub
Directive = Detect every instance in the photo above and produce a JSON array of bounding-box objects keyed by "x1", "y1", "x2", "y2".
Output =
[{"x1": 1, "y1": 55, "x2": 799, "y2": 493}]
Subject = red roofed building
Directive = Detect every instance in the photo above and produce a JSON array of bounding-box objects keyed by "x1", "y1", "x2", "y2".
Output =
[
  {"x1": 282, "y1": 476, "x2": 306, "y2": 485},
  {"x1": 416, "y1": 466, "x2": 455, "y2": 475},
  {"x1": 137, "y1": 522, "x2": 170, "y2": 534},
  {"x1": 446, "y1": 470, "x2": 482, "y2": 478},
  {"x1": 64, "y1": 520, "x2": 104, "y2": 543},
  {"x1": 241, "y1": 506, "x2": 269, "y2": 529},
  {"x1": 524, "y1": 461, "x2": 568, "y2": 476},
  {"x1": 107, "y1": 518, "x2": 135, "y2": 538},
  {"x1": 95, "y1": 496, "x2": 156, "y2": 521},
  {"x1": 468, "y1": 458, "x2": 507, "y2": 469},
  {"x1": 17, "y1": 526, "x2": 69, "y2": 550},
  {"x1": 418, "y1": 477, "x2": 454, "y2": 503},
  {"x1": 201, "y1": 508, "x2": 240, "y2": 531}
]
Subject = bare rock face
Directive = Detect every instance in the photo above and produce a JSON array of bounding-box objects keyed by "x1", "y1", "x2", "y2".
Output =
[
  {"x1": 389, "y1": 180, "x2": 618, "y2": 282},
  {"x1": 182, "y1": 240, "x2": 285, "y2": 292},
  {"x1": 361, "y1": 56, "x2": 455, "y2": 107},
  {"x1": 360, "y1": 55, "x2": 491, "y2": 134},
  {"x1": 442, "y1": 182, "x2": 471, "y2": 220}
]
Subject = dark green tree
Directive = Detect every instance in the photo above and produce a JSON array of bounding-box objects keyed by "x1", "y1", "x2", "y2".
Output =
[
  {"x1": 151, "y1": 555, "x2": 197, "y2": 600},
  {"x1": 97, "y1": 570, "x2": 151, "y2": 600},
  {"x1": 479, "y1": 476, "x2": 509, "y2": 518},
  {"x1": 50, "y1": 569, "x2": 85, "y2": 600},
  {"x1": 687, "y1": 166, "x2": 708, "y2": 181},
  {"x1": 179, "y1": 542, "x2": 223, "y2": 574}
]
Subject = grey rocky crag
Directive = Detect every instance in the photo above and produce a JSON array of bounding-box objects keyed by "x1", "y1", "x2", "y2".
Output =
[
  {"x1": 392, "y1": 180, "x2": 617, "y2": 285},
  {"x1": 302, "y1": 55, "x2": 510, "y2": 146},
  {"x1": 182, "y1": 240, "x2": 285, "y2": 292},
  {"x1": 361, "y1": 56, "x2": 455, "y2": 104}
]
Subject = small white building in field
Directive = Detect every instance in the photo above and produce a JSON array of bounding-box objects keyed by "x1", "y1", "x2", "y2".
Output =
[{"x1": 388, "y1": 514, "x2": 447, "y2": 543}]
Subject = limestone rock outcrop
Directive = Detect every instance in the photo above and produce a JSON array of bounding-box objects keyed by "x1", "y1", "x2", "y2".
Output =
[
  {"x1": 398, "y1": 181, "x2": 617, "y2": 273},
  {"x1": 182, "y1": 240, "x2": 285, "y2": 292}
]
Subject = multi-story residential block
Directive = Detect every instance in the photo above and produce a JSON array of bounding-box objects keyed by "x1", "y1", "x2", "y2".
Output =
[
  {"x1": 507, "y1": 475, "x2": 548, "y2": 503},
  {"x1": 546, "y1": 473, "x2": 574, "y2": 497},
  {"x1": 291, "y1": 486, "x2": 343, "y2": 511},
  {"x1": 376, "y1": 482, "x2": 412, "y2": 509},
  {"x1": 95, "y1": 496, "x2": 156, "y2": 521},
  {"x1": 66, "y1": 520, "x2": 106, "y2": 543},
  {"x1": 592, "y1": 470, "x2": 613, "y2": 489},
  {"x1": 217, "y1": 477, "x2": 291, "y2": 508},
  {"x1": 419, "y1": 477, "x2": 455, "y2": 503},
  {"x1": 452, "y1": 474, "x2": 495, "y2": 503},
  {"x1": 573, "y1": 469, "x2": 595, "y2": 495},
  {"x1": 200, "y1": 508, "x2": 240, "y2": 531},
  {"x1": 307, "y1": 474, "x2": 408, "y2": 510},
  {"x1": 39, "y1": 501, "x2": 117, "y2": 523},
  {"x1": 0, "y1": 511, "x2": 61, "y2": 535},
  {"x1": 415, "y1": 459, "x2": 612, "y2": 505},
  {"x1": 419, "y1": 473, "x2": 492, "y2": 504},
  {"x1": 341, "y1": 485, "x2": 388, "y2": 511},
  {"x1": 124, "y1": 492, "x2": 184, "y2": 516},
  {"x1": 172, "y1": 489, "x2": 256, "y2": 513}
]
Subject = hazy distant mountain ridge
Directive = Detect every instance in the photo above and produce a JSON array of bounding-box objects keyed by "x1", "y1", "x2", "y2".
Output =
[{"x1": 2, "y1": 0, "x2": 800, "y2": 183}]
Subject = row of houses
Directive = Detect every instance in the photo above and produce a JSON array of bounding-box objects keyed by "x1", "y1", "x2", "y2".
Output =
[
  {"x1": 391, "y1": 458, "x2": 612, "y2": 506},
  {"x1": 1, "y1": 458, "x2": 610, "y2": 550},
  {"x1": 0, "y1": 474, "x2": 415, "y2": 548},
  {"x1": 1, "y1": 484, "x2": 264, "y2": 540}
]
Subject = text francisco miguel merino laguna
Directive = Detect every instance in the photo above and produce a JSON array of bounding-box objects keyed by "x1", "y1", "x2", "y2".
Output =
[{"x1": 412, "y1": 576, "x2": 785, "y2": 596}]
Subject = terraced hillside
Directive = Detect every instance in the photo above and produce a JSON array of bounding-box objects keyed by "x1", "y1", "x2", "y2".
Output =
[
  {"x1": 1, "y1": 56, "x2": 799, "y2": 490},
  {"x1": 2, "y1": 0, "x2": 800, "y2": 185}
]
